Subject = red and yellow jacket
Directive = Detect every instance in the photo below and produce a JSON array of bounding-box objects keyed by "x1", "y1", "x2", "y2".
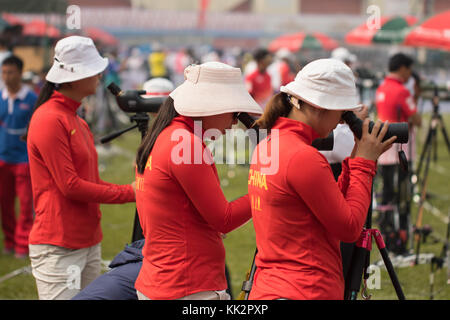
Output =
[
  {"x1": 135, "y1": 116, "x2": 251, "y2": 299},
  {"x1": 27, "y1": 91, "x2": 135, "y2": 249},
  {"x1": 249, "y1": 117, "x2": 376, "y2": 300}
]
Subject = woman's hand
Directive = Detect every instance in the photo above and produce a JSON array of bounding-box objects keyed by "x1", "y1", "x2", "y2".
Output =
[
  {"x1": 131, "y1": 181, "x2": 136, "y2": 194},
  {"x1": 354, "y1": 119, "x2": 397, "y2": 161},
  {"x1": 354, "y1": 105, "x2": 369, "y2": 120}
]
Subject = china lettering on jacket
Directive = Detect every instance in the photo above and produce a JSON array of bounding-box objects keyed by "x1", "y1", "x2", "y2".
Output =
[{"x1": 248, "y1": 169, "x2": 268, "y2": 191}]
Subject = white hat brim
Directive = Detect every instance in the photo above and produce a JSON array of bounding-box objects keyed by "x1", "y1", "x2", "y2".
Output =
[
  {"x1": 170, "y1": 81, "x2": 263, "y2": 116},
  {"x1": 46, "y1": 57, "x2": 109, "y2": 84},
  {"x1": 280, "y1": 81, "x2": 362, "y2": 111}
]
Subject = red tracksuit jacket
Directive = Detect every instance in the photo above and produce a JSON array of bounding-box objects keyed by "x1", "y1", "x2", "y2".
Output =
[
  {"x1": 135, "y1": 116, "x2": 251, "y2": 299},
  {"x1": 249, "y1": 117, "x2": 376, "y2": 300},
  {"x1": 27, "y1": 91, "x2": 135, "y2": 249}
]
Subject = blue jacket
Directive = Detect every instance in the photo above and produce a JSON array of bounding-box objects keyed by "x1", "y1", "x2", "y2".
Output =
[
  {"x1": 0, "y1": 86, "x2": 37, "y2": 163},
  {"x1": 72, "y1": 240, "x2": 145, "y2": 300}
]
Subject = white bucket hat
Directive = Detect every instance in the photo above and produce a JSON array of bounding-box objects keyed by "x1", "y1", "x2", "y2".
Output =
[
  {"x1": 280, "y1": 59, "x2": 362, "y2": 111},
  {"x1": 169, "y1": 62, "x2": 263, "y2": 116},
  {"x1": 46, "y1": 36, "x2": 109, "y2": 84},
  {"x1": 142, "y1": 77, "x2": 174, "y2": 98}
]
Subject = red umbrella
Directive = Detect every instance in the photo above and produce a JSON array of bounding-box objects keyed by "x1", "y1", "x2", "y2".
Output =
[
  {"x1": 84, "y1": 27, "x2": 118, "y2": 46},
  {"x1": 2, "y1": 13, "x2": 25, "y2": 26},
  {"x1": 22, "y1": 19, "x2": 61, "y2": 38},
  {"x1": 404, "y1": 10, "x2": 450, "y2": 51},
  {"x1": 269, "y1": 32, "x2": 338, "y2": 52},
  {"x1": 345, "y1": 15, "x2": 417, "y2": 46}
]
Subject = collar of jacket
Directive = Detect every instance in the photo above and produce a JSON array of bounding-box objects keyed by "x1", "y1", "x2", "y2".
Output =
[
  {"x1": 50, "y1": 90, "x2": 82, "y2": 114},
  {"x1": 172, "y1": 115, "x2": 206, "y2": 138},
  {"x1": 271, "y1": 116, "x2": 320, "y2": 145}
]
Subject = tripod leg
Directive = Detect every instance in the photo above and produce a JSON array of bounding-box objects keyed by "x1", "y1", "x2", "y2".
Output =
[
  {"x1": 415, "y1": 231, "x2": 422, "y2": 265},
  {"x1": 433, "y1": 125, "x2": 438, "y2": 163},
  {"x1": 373, "y1": 230, "x2": 406, "y2": 300},
  {"x1": 438, "y1": 116, "x2": 450, "y2": 155},
  {"x1": 344, "y1": 230, "x2": 371, "y2": 300},
  {"x1": 244, "y1": 249, "x2": 258, "y2": 300},
  {"x1": 131, "y1": 209, "x2": 144, "y2": 242},
  {"x1": 238, "y1": 248, "x2": 258, "y2": 300},
  {"x1": 416, "y1": 123, "x2": 433, "y2": 179},
  {"x1": 414, "y1": 137, "x2": 433, "y2": 260},
  {"x1": 429, "y1": 260, "x2": 435, "y2": 300}
]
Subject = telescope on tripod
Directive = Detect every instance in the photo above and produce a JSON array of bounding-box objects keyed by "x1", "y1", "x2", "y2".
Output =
[{"x1": 101, "y1": 83, "x2": 167, "y2": 242}]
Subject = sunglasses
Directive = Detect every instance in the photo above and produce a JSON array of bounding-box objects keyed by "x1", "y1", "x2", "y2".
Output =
[{"x1": 233, "y1": 112, "x2": 241, "y2": 120}]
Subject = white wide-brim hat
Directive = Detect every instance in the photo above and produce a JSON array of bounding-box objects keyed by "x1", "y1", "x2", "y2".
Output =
[
  {"x1": 280, "y1": 58, "x2": 362, "y2": 111},
  {"x1": 46, "y1": 36, "x2": 109, "y2": 84},
  {"x1": 169, "y1": 62, "x2": 263, "y2": 117}
]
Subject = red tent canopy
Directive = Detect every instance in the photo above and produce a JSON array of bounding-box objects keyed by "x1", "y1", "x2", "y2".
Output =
[
  {"x1": 269, "y1": 32, "x2": 338, "y2": 52},
  {"x1": 22, "y1": 19, "x2": 60, "y2": 38},
  {"x1": 84, "y1": 27, "x2": 118, "y2": 46},
  {"x1": 404, "y1": 10, "x2": 450, "y2": 51}
]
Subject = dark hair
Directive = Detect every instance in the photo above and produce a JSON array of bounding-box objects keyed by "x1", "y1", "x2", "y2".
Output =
[
  {"x1": 253, "y1": 48, "x2": 271, "y2": 63},
  {"x1": 388, "y1": 53, "x2": 413, "y2": 72},
  {"x1": 21, "y1": 81, "x2": 57, "y2": 141},
  {"x1": 255, "y1": 92, "x2": 292, "y2": 131},
  {"x1": 2, "y1": 55, "x2": 23, "y2": 72},
  {"x1": 136, "y1": 97, "x2": 179, "y2": 174}
]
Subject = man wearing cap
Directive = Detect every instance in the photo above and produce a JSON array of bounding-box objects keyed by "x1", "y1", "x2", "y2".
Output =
[
  {"x1": 248, "y1": 59, "x2": 396, "y2": 300},
  {"x1": 134, "y1": 62, "x2": 262, "y2": 300},
  {"x1": 26, "y1": 36, "x2": 136, "y2": 300},
  {"x1": 0, "y1": 55, "x2": 37, "y2": 258},
  {"x1": 375, "y1": 53, "x2": 421, "y2": 254}
]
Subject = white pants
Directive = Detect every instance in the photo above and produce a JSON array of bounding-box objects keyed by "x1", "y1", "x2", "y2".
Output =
[
  {"x1": 137, "y1": 290, "x2": 230, "y2": 300},
  {"x1": 29, "y1": 243, "x2": 101, "y2": 300}
]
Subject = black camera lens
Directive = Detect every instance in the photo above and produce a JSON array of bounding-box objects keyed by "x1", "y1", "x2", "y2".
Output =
[{"x1": 342, "y1": 111, "x2": 409, "y2": 144}]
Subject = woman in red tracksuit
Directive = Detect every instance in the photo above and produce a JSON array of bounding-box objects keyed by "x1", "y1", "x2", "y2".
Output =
[
  {"x1": 134, "y1": 62, "x2": 263, "y2": 300},
  {"x1": 248, "y1": 59, "x2": 397, "y2": 300},
  {"x1": 26, "y1": 36, "x2": 135, "y2": 300}
]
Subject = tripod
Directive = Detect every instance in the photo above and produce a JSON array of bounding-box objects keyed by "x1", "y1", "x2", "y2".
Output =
[
  {"x1": 416, "y1": 96, "x2": 450, "y2": 180},
  {"x1": 429, "y1": 209, "x2": 450, "y2": 299},
  {"x1": 344, "y1": 187, "x2": 406, "y2": 300},
  {"x1": 413, "y1": 91, "x2": 450, "y2": 265},
  {"x1": 100, "y1": 112, "x2": 149, "y2": 242}
]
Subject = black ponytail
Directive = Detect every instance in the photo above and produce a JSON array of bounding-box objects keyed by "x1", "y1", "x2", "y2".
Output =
[
  {"x1": 136, "y1": 97, "x2": 179, "y2": 174},
  {"x1": 22, "y1": 81, "x2": 56, "y2": 141},
  {"x1": 255, "y1": 92, "x2": 292, "y2": 132}
]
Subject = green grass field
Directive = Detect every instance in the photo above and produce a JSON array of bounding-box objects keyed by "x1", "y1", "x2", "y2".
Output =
[{"x1": 0, "y1": 113, "x2": 449, "y2": 300}]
